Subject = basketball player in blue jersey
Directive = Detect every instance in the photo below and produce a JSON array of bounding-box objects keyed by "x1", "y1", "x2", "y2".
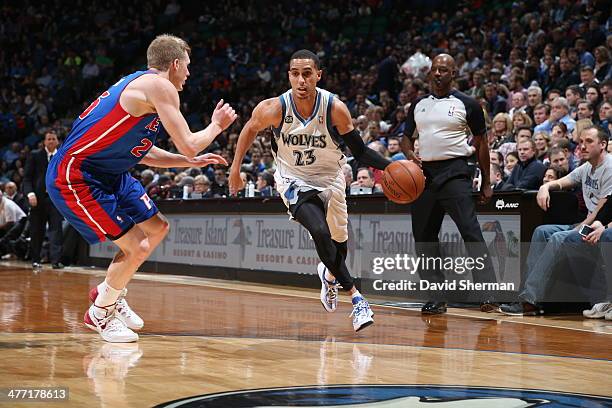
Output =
[
  {"x1": 228, "y1": 50, "x2": 391, "y2": 331},
  {"x1": 46, "y1": 34, "x2": 237, "y2": 343}
]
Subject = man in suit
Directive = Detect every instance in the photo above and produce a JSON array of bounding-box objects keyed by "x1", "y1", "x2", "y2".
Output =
[{"x1": 24, "y1": 131, "x2": 64, "y2": 269}]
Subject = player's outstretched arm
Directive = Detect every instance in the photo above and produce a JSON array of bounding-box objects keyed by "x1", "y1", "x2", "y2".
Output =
[
  {"x1": 228, "y1": 98, "x2": 281, "y2": 195},
  {"x1": 140, "y1": 146, "x2": 227, "y2": 168},
  {"x1": 148, "y1": 79, "x2": 237, "y2": 158},
  {"x1": 333, "y1": 98, "x2": 391, "y2": 171}
]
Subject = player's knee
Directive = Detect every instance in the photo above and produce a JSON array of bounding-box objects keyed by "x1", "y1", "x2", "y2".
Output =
[
  {"x1": 309, "y1": 224, "x2": 331, "y2": 243},
  {"x1": 157, "y1": 216, "x2": 170, "y2": 238}
]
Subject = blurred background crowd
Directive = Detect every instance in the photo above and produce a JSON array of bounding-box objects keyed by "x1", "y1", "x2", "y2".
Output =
[{"x1": 0, "y1": 0, "x2": 611, "y2": 261}]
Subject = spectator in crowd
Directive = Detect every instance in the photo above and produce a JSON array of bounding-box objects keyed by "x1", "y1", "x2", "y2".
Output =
[
  {"x1": 508, "y1": 92, "x2": 528, "y2": 119},
  {"x1": 0, "y1": 190, "x2": 27, "y2": 258},
  {"x1": 549, "y1": 146, "x2": 573, "y2": 174},
  {"x1": 489, "y1": 113, "x2": 513, "y2": 149},
  {"x1": 585, "y1": 86, "x2": 602, "y2": 108},
  {"x1": 484, "y1": 82, "x2": 507, "y2": 117},
  {"x1": 341, "y1": 164, "x2": 354, "y2": 196},
  {"x1": 23, "y1": 131, "x2": 63, "y2": 270},
  {"x1": 211, "y1": 168, "x2": 229, "y2": 197},
  {"x1": 386, "y1": 137, "x2": 404, "y2": 160},
  {"x1": 593, "y1": 46, "x2": 611, "y2": 82},
  {"x1": 191, "y1": 175, "x2": 212, "y2": 198},
  {"x1": 526, "y1": 85, "x2": 543, "y2": 120},
  {"x1": 543, "y1": 165, "x2": 568, "y2": 184},
  {"x1": 489, "y1": 150, "x2": 503, "y2": 168},
  {"x1": 551, "y1": 122, "x2": 569, "y2": 145},
  {"x1": 504, "y1": 151, "x2": 520, "y2": 178},
  {"x1": 533, "y1": 103, "x2": 551, "y2": 127},
  {"x1": 490, "y1": 164, "x2": 505, "y2": 191},
  {"x1": 565, "y1": 85, "x2": 583, "y2": 118},
  {"x1": 256, "y1": 172, "x2": 275, "y2": 197},
  {"x1": 576, "y1": 100, "x2": 595, "y2": 121},
  {"x1": 505, "y1": 138, "x2": 546, "y2": 190},
  {"x1": 351, "y1": 168, "x2": 382, "y2": 193},
  {"x1": 511, "y1": 112, "x2": 533, "y2": 138},
  {"x1": 534, "y1": 131, "x2": 551, "y2": 163},
  {"x1": 535, "y1": 97, "x2": 576, "y2": 134},
  {"x1": 501, "y1": 126, "x2": 612, "y2": 315},
  {"x1": 4, "y1": 181, "x2": 28, "y2": 213},
  {"x1": 579, "y1": 66, "x2": 599, "y2": 92}
]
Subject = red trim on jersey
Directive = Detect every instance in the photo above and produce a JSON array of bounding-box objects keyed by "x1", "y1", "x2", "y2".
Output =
[
  {"x1": 55, "y1": 158, "x2": 122, "y2": 240},
  {"x1": 67, "y1": 103, "x2": 142, "y2": 157},
  {"x1": 54, "y1": 103, "x2": 143, "y2": 239}
]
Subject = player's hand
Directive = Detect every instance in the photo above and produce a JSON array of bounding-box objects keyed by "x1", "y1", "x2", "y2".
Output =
[
  {"x1": 536, "y1": 185, "x2": 550, "y2": 211},
  {"x1": 211, "y1": 99, "x2": 238, "y2": 131},
  {"x1": 479, "y1": 183, "x2": 492, "y2": 205},
  {"x1": 28, "y1": 194, "x2": 37, "y2": 208},
  {"x1": 188, "y1": 153, "x2": 228, "y2": 167},
  {"x1": 228, "y1": 169, "x2": 245, "y2": 196}
]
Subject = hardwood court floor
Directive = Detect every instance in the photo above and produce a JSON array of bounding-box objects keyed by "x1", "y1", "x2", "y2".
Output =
[{"x1": 0, "y1": 263, "x2": 611, "y2": 407}]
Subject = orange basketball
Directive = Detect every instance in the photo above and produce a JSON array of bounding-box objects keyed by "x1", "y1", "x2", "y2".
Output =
[{"x1": 381, "y1": 160, "x2": 425, "y2": 204}]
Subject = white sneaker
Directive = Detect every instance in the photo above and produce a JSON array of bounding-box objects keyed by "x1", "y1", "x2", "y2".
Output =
[
  {"x1": 89, "y1": 287, "x2": 144, "y2": 330},
  {"x1": 582, "y1": 302, "x2": 612, "y2": 319},
  {"x1": 606, "y1": 309, "x2": 612, "y2": 321},
  {"x1": 116, "y1": 289, "x2": 144, "y2": 330},
  {"x1": 84, "y1": 305, "x2": 138, "y2": 343},
  {"x1": 318, "y1": 262, "x2": 339, "y2": 313},
  {"x1": 350, "y1": 297, "x2": 374, "y2": 332}
]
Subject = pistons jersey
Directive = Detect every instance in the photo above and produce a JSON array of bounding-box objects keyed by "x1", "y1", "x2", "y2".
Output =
[
  {"x1": 272, "y1": 88, "x2": 345, "y2": 188},
  {"x1": 57, "y1": 70, "x2": 162, "y2": 176}
]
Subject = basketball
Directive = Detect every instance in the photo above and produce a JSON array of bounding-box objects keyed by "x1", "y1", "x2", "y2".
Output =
[{"x1": 381, "y1": 160, "x2": 425, "y2": 204}]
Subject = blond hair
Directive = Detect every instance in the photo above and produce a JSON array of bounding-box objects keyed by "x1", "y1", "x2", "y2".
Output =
[
  {"x1": 147, "y1": 34, "x2": 191, "y2": 71},
  {"x1": 492, "y1": 112, "x2": 513, "y2": 133}
]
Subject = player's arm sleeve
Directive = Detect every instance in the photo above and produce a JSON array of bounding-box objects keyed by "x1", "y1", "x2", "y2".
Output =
[{"x1": 342, "y1": 129, "x2": 391, "y2": 171}]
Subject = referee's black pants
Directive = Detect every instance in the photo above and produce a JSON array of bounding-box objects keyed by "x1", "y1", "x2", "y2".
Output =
[{"x1": 412, "y1": 158, "x2": 497, "y2": 302}]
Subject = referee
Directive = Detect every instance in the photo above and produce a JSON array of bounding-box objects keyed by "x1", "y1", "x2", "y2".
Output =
[{"x1": 400, "y1": 54, "x2": 497, "y2": 314}]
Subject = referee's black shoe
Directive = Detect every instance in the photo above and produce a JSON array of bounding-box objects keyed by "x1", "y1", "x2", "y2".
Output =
[{"x1": 421, "y1": 301, "x2": 447, "y2": 314}]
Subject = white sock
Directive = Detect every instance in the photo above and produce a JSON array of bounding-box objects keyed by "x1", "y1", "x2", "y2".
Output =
[
  {"x1": 351, "y1": 290, "x2": 362, "y2": 300},
  {"x1": 95, "y1": 280, "x2": 122, "y2": 308}
]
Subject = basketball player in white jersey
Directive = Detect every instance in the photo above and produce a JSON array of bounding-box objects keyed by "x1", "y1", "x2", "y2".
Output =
[{"x1": 229, "y1": 50, "x2": 391, "y2": 331}]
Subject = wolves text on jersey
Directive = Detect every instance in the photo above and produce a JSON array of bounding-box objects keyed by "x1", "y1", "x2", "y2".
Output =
[{"x1": 279, "y1": 132, "x2": 327, "y2": 149}]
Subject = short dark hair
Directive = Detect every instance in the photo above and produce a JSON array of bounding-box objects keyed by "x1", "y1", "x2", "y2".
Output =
[
  {"x1": 566, "y1": 85, "x2": 583, "y2": 97},
  {"x1": 581, "y1": 125, "x2": 609, "y2": 145},
  {"x1": 515, "y1": 125, "x2": 533, "y2": 135},
  {"x1": 547, "y1": 165, "x2": 568, "y2": 179},
  {"x1": 534, "y1": 103, "x2": 551, "y2": 114},
  {"x1": 290, "y1": 49, "x2": 320, "y2": 69},
  {"x1": 577, "y1": 99, "x2": 593, "y2": 110},
  {"x1": 580, "y1": 65, "x2": 594, "y2": 73},
  {"x1": 357, "y1": 167, "x2": 374, "y2": 179},
  {"x1": 549, "y1": 146, "x2": 565, "y2": 157},
  {"x1": 258, "y1": 172, "x2": 274, "y2": 186}
]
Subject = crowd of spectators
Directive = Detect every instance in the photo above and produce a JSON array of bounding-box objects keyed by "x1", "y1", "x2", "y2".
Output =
[
  {"x1": 1, "y1": 1, "x2": 611, "y2": 200},
  {"x1": 0, "y1": 2, "x2": 610, "y2": 202}
]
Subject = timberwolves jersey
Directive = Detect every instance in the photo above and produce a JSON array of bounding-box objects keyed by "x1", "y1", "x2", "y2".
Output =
[
  {"x1": 57, "y1": 70, "x2": 162, "y2": 176},
  {"x1": 272, "y1": 88, "x2": 345, "y2": 188}
]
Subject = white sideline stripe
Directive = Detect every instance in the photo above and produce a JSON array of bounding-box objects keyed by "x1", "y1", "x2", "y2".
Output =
[
  {"x1": 72, "y1": 114, "x2": 131, "y2": 155},
  {"x1": 66, "y1": 157, "x2": 107, "y2": 235},
  {"x1": 65, "y1": 113, "x2": 131, "y2": 235}
]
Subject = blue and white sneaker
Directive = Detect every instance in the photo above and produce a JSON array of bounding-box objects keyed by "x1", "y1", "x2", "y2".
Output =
[
  {"x1": 350, "y1": 297, "x2": 374, "y2": 332},
  {"x1": 317, "y1": 262, "x2": 339, "y2": 313}
]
